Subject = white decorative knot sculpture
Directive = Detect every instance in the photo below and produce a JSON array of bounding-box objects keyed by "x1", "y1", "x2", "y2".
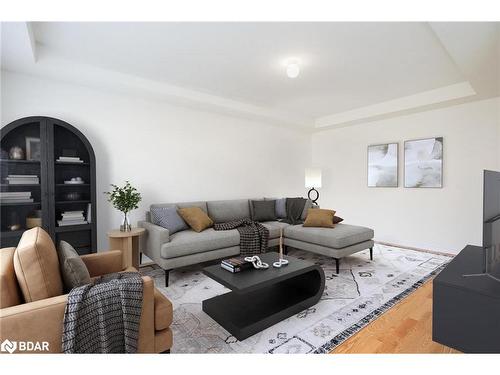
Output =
[{"x1": 244, "y1": 256, "x2": 269, "y2": 269}]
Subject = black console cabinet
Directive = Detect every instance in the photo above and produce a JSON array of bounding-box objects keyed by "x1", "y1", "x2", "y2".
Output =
[
  {"x1": 1, "y1": 117, "x2": 97, "y2": 254},
  {"x1": 433, "y1": 245, "x2": 500, "y2": 353}
]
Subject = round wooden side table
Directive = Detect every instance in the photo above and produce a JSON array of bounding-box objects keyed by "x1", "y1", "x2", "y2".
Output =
[{"x1": 107, "y1": 227, "x2": 146, "y2": 270}]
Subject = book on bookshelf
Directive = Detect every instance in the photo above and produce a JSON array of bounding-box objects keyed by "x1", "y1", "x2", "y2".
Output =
[
  {"x1": 0, "y1": 191, "x2": 33, "y2": 203},
  {"x1": 0, "y1": 192, "x2": 32, "y2": 198},
  {"x1": 57, "y1": 220, "x2": 88, "y2": 226},
  {"x1": 56, "y1": 156, "x2": 83, "y2": 163},
  {"x1": 58, "y1": 210, "x2": 87, "y2": 226},
  {"x1": 6, "y1": 175, "x2": 40, "y2": 185}
]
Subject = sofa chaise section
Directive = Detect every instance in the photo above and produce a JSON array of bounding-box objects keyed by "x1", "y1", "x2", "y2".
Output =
[{"x1": 284, "y1": 223, "x2": 374, "y2": 273}]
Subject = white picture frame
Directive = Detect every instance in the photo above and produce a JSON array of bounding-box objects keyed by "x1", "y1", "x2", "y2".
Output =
[
  {"x1": 367, "y1": 143, "x2": 398, "y2": 187},
  {"x1": 404, "y1": 137, "x2": 443, "y2": 188}
]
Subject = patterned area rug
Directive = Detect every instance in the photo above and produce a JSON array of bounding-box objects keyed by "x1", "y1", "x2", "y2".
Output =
[{"x1": 140, "y1": 244, "x2": 451, "y2": 353}]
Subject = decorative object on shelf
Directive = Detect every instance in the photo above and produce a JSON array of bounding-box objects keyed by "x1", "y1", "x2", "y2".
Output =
[
  {"x1": 405, "y1": 137, "x2": 443, "y2": 188},
  {"x1": 244, "y1": 255, "x2": 269, "y2": 269},
  {"x1": 105, "y1": 181, "x2": 142, "y2": 232},
  {"x1": 273, "y1": 228, "x2": 289, "y2": 268},
  {"x1": 26, "y1": 210, "x2": 42, "y2": 229},
  {"x1": 86, "y1": 203, "x2": 92, "y2": 223},
  {"x1": 64, "y1": 191, "x2": 82, "y2": 201},
  {"x1": 25, "y1": 137, "x2": 41, "y2": 161},
  {"x1": 8, "y1": 211, "x2": 21, "y2": 231},
  {"x1": 368, "y1": 143, "x2": 398, "y2": 187},
  {"x1": 7, "y1": 224, "x2": 22, "y2": 231},
  {"x1": 305, "y1": 167, "x2": 321, "y2": 205},
  {"x1": 8, "y1": 146, "x2": 24, "y2": 160},
  {"x1": 64, "y1": 177, "x2": 85, "y2": 184}
]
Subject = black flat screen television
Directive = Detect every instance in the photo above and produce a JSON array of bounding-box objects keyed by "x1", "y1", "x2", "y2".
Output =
[{"x1": 483, "y1": 170, "x2": 500, "y2": 280}]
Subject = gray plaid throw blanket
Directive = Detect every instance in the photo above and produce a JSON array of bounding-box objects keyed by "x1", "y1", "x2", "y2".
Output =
[
  {"x1": 214, "y1": 219, "x2": 269, "y2": 255},
  {"x1": 62, "y1": 272, "x2": 143, "y2": 354}
]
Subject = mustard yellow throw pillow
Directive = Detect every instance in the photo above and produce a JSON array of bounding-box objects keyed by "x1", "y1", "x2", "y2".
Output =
[
  {"x1": 177, "y1": 207, "x2": 213, "y2": 232},
  {"x1": 303, "y1": 208, "x2": 336, "y2": 228}
]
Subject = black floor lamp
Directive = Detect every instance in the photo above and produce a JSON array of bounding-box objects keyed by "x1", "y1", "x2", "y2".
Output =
[{"x1": 305, "y1": 168, "x2": 321, "y2": 206}]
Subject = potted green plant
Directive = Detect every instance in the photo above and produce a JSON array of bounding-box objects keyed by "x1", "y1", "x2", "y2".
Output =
[{"x1": 104, "y1": 181, "x2": 142, "y2": 232}]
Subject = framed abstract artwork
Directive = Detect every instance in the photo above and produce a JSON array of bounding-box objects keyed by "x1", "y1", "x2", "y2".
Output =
[
  {"x1": 367, "y1": 143, "x2": 398, "y2": 187},
  {"x1": 25, "y1": 137, "x2": 41, "y2": 161},
  {"x1": 404, "y1": 137, "x2": 443, "y2": 188}
]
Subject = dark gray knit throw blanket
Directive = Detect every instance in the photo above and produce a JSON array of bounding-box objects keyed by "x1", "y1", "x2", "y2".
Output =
[
  {"x1": 214, "y1": 219, "x2": 269, "y2": 255},
  {"x1": 62, "y1": 272, "x2": 143, "y2": 354},
  {"x1": 281, "y1": 197, "x2": 307, "y2": 225}
]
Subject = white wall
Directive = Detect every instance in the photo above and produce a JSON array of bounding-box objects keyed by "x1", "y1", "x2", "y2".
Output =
[
  {"x1": 1, "y1": 71, "x2": 310, "y2": 249},
  {"x1": 312, "y1": 97, "x2": 500, "y2": 253},
  {"x1": 3, "y1": 70, "x2": 499, "y2": 254}
]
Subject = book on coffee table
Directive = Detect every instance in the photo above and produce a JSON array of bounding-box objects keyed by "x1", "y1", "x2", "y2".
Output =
[{"x1": 220, "y1": 257, "x2": 253, "y2": 273}]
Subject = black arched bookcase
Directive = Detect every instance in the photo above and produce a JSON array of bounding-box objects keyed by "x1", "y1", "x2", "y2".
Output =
[{"x1": 1, "y1": 116, "x2": 97, "y2": 254}]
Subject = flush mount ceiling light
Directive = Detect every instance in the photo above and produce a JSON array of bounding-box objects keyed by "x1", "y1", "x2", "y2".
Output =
[{"x1": 285, "y1": 60, "x2": 300, "y2": 79}]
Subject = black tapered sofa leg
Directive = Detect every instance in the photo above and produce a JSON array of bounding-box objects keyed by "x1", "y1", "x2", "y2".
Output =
[
  {"x1": 139, "y1": 252, "x2": 143, "y2": 265},
  {"x1": 161, "y1": 349, "x2": 170, "y2": 354},
  {"x1": 335, "y1": 258, "x2": 340, "y2": 274},
  {"x1": 165, "y1": 269, "x2": 170, "y2": 287},
  {"x1": 283, "y1": 245, "x2": 289, "y2": 255},
  {"x1": 370, "y1": 247, "x2": 373, "y2": 261}
]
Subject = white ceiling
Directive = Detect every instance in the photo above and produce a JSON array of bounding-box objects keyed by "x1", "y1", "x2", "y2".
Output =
[{"x1": 1, "y1": 22, "x2": 499, "y2": 129}]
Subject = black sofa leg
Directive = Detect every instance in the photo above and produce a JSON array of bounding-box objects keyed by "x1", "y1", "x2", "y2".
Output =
[
  {"x1": 335, "y1": 258, "x2": 340, "y2": 274},
  {"x1": 139, "y1": 252, "x2": 143, "y2": 265},
  {"x1": 165, "y1": 269, "x2": 170, "y2": 287},
  {"x1": 161, "y1": 349, "x2": 170, "y2": 354},
  {"x1": 369, "y1": 247, "x2": 373, "y2": 261},
  {"x1": 283, "y1": 245, "x2": 289, "y2": 255}
]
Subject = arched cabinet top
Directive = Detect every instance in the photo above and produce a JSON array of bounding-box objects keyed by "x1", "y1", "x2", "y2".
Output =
[{"x1": 1, "y1": 116, "x2": 96, "y2": 165}]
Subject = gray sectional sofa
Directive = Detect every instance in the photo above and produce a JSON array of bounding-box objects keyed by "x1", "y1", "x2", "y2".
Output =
[{"x1": 139, "y1": 198, "x2": 374, "y2": 286}]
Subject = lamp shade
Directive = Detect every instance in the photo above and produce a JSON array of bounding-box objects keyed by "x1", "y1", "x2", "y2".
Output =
[{"x1": 305, "y1": 168, "x2": 322, "y2": 188}]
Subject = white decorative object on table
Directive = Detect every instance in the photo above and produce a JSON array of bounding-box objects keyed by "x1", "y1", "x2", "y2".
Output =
[
  {"x1": 273, "y1": 228, "x2": 289, "y2": 268},
  {"x1": 244, "y1": 256, "x2": 269, "y2": 269}
]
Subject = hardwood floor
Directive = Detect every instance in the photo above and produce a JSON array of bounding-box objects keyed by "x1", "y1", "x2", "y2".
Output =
[{"x1": 331, "y1": 280, "x2": 461, "y2": 354}]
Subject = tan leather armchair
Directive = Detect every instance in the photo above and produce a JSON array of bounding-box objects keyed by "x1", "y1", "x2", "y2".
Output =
[{"x1": 0, "y1": 227, "x2": 173, "y2": 353}]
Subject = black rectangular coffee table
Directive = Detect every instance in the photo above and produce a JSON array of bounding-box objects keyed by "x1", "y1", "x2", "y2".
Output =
[{"x1": 202, "y1": 253, "x2": 325, "y2": 341}]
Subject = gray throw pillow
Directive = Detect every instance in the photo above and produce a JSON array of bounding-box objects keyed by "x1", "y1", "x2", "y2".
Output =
[
  {"x1": 151, "y1": 206, "x2": 188, "y2": 234},
  {"x1": 264, "y1": 197, "x2": 286, "y2": 219},
  {"x1": 249, "y1": 198, "x2": 264, "y2": 220},
  {"x1": 57, "y1": 241, "x2": 91, "y2": 291},
  {"x1": 251, "y1": 200, "x2": 277, "y2": 222},
  {"x1": 275, "y1": 198, "x2": 287, "y2": 218},
  {"x1": 301, "y1": 199, "x2": 314, "y2": 220}
]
